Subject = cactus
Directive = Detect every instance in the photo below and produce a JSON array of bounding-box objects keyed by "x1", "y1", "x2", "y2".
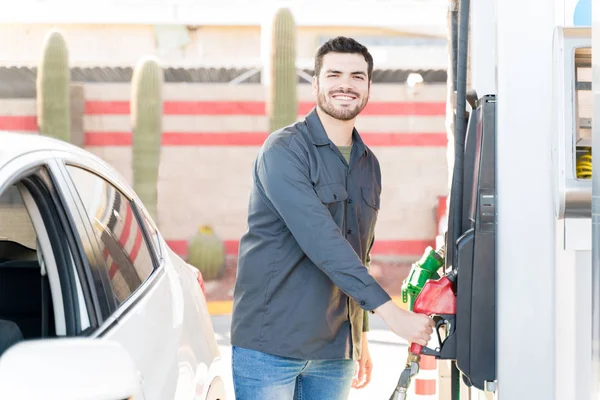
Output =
[
  {"x1": 187, "y1": 225, "x2": 226, "y2": 281},
  {"x1": 267, "y1": 7, "x2": 298, "y2": 133},
  {"x1": 131, "y1": 56, "x2": 163, "y2": 222},
  {"x1": 36, "y1": 30, "x2": 70, "y2": 142}
]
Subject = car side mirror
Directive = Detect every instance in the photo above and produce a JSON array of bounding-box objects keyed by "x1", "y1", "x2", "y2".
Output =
[{"x1": 0, "y1": 338, "x2": 141, "y2": 399}]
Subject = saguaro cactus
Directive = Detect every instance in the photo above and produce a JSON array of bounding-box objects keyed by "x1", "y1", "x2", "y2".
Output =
[
  {"x1": 36, "y1": 30, "x2": 70, "y2": 142},
  {"x1": 131, "y1": 56, "x2": 163, "y2": 222},
  {"x1": 187, "y1": 225, "x2": 226, "y2": 281},
  {"x1": 267, "y1": 7, "x2": 298, "y2": 133}
]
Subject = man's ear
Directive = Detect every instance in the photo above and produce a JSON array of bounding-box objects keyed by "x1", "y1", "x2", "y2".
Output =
[
  {"x1": 312, "y1": 76, "x2": 318, "y2": 96},
  {"x1": 368, "y1": 80, "x2": 372, "y2": 100}
]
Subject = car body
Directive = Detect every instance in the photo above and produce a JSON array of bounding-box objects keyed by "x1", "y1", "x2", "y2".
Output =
[{"x1": 0, "y1": 131, "x2": 227, "y2": 399}]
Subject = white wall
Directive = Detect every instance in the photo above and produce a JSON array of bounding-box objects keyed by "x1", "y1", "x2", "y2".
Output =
[
  {"x1": 0, "y1": 0, "x2": 448, "y2": 36},
  {"x1": 0, "y1": 24, "x2": 448, "y2": 70}
]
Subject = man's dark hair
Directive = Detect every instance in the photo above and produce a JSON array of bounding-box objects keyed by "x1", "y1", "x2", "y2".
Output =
[{"x1": 314, "y1": 36, "x2": 374, "y2": 81}]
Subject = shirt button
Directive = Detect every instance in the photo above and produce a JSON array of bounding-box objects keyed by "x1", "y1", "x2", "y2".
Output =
[
  {"x1": 347, "y1": 229, "x2": 352, "y2": 234},
  {"x1": 333, "y1": 194, "x2": 337, "y2": 199},
  {"x1": 360, "y1": 301, "x2": 366, "y2": 306},
  {"x1": 348, "y1": 199, "x2": 352, "y2": 204}
]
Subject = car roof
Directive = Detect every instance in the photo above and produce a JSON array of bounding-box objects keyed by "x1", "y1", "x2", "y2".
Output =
[
  {"x1": 0, "y1": 130, "x2": 136, "y2": 201},
  {"x1": 0, "y1": 131, "x2": 94, "y2": 167}
]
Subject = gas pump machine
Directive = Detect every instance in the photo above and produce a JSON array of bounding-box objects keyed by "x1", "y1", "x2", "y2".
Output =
[
  {"x1": 388, "y1": 0, "x2": 499, "y2": 395},
  {"x1": 389, "y1": 20, "x2": 592, "y2": 400},
  {"x1": 391, "y1": 92, "x2": 498, "y2": 400}
]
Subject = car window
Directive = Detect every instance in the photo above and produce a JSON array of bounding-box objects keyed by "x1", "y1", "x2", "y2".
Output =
[
  {"x1": 0, "y1": 185, "x2": 37, "y2": 251},
  {"x1": 0, "y1": 176, "x2": 92, "y2": 341},
  {"x1": 64, "y1": 166, "x2": 156, "y2": 306}
]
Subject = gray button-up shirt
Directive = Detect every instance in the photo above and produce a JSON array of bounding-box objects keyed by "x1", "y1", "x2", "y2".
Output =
[{"x1": 231, "y1": 107, "x2": 391, "y2": 361}]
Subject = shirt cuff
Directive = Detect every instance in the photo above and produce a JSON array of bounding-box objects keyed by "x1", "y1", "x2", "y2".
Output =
[{"x1": 354, "y1": 282, "x2": 391, "y2": 311}]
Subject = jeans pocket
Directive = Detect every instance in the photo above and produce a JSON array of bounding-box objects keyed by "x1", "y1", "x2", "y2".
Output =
[{"x1": 232, "y1": 346, "x2": 303, "y2": 400}]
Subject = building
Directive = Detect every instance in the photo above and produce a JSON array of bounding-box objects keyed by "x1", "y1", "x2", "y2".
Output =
[{"x1": 0, "y1": 0, "x2": 451, "y2": 260}]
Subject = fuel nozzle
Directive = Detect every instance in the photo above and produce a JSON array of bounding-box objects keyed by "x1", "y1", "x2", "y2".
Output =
[
  {"x1": 401, "y1": 246, "x2": 446, "y2": 309},
  {"x1": 390, "y1": 265, "x2": 458, "y2": 400},
  {"x1": 389, "y1": 352, "x2": 421, "y2": 400},
  {"x1": 446, "y1": 267, "x2": 458, "y2": 284}
]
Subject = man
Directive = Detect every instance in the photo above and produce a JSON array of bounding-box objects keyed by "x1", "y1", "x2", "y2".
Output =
[{"x1": 231, "y1": 36, "x2": 434, "y2": 399}]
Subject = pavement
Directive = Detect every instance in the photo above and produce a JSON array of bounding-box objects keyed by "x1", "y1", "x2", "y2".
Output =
[{"x1": 211, "y1": 312, "x2": 410, "y2": 400}]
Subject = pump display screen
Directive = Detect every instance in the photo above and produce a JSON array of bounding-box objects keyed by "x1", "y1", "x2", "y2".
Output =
[
  {"x1": 553, "y1": 27, "x2": 592, "y2": 215},
  {"x1": 575, "y1": 47, "x2": 591, "y2": 180},
  {"x1": 575, "y1": 47, "x2": 591, "y2": 145}
]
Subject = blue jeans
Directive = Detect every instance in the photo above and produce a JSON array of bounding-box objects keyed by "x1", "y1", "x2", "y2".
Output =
[{"x1": 232, "y1": 346, "x2": 356, "y2": 400}]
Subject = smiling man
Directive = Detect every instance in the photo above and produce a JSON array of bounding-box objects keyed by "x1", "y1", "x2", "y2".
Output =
[{"x1": 230, "y1": 36, "x2": 434, "y2": 400}]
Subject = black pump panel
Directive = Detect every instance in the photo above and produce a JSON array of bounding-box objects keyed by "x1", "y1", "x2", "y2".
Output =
[
  {"x1": 461, "y1": 105, "x2": 480, "y2": 233},
  {"x1": 454, "y1": 94, "x2": 497, "y2": 391}
]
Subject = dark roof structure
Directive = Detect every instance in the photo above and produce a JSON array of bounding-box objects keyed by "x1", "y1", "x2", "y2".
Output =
[{"x1": 0, "y1": 66, "x2": 447, "y2": 98}]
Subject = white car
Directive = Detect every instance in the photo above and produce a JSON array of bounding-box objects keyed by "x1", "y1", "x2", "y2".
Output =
[{"x1": 0, "y1": 131, "x2": 227, "y2": 400}]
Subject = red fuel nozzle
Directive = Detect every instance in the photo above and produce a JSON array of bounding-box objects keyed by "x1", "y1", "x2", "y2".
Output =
[
  {"x1": 409, "y1": 274, "x2": 457, "y2": 355},
  {"x1": 390, "y1": 271, "x2": 458, "y2": 400}
]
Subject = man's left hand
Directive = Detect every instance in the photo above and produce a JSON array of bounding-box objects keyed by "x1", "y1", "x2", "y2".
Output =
[{"x1": 352, "y1": 332, "x2": 372, "y2": 389}]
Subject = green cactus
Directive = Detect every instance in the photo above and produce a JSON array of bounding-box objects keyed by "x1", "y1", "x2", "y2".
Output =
[
  {"x1": 267, "y1": 7, "x2": 298, "y2": 133},
  {"x1": 187, "y1": 225, "x2": 226, "y2": 281},
  {"x1": 36, "y1": 30, "x2": 70, "y2": 142},
  {"x1": 131, "y1": 56, "x2": 163, "y2": 222}
]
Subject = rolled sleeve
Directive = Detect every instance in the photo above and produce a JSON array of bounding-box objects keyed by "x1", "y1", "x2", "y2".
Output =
[{"x1": 256, "y1": 145, "x2": 391, "y2": 311}]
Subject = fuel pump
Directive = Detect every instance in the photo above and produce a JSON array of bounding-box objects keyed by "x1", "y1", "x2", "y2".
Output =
[
  {"x1": 389, "y1": 0, "x2": 499, "y2": 396},
  {"x1": 391, "y1": 23, "x2": 593, "y2": 399},
  {"x1": 390, "y1": 92, "x2": 498, "y2": 399}
]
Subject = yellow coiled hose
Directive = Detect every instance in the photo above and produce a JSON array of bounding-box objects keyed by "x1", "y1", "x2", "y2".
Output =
[{"x1": 576, "y1": 148, "x2": 592, "y2": 179}]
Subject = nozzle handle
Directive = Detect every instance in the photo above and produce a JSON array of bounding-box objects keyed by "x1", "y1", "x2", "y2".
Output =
[{"x1": 410, "y1": 343, "x2": 422, "y2": 354}]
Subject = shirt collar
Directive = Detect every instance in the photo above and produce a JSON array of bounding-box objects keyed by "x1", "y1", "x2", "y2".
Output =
[{"x1": 305, "y1": 106, "x2": 368, "y2": 157}]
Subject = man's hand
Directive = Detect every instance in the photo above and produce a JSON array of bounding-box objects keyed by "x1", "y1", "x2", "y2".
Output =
[
  {"x1": 352, "y1": 332, "x2": 372, "y2": 389},
  {"x1": 374, "y1": 300, "x2": 435, "y2": 345}
]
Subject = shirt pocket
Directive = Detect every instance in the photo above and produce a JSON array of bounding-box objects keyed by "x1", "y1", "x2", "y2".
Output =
[
  {"x1": 359, "y1": 186, "x2": 381, "y2": 238},
  {"x1": 315, "y1": 182, "x2": 348, "y2": 204},
  {"x1": 315, "y1": 182, "x2": 348, "y2": 222},
  {"x1": 361, "y1": 186, "x2": 381, "y2": 211}
]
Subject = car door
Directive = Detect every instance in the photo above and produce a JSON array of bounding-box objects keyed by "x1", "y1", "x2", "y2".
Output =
[
  {"x1": 52, "y1": 157, "x2": 185, "y2": 400},
  {"x1": 0, "y1": 153, "x2": 98, "y2": 340}
]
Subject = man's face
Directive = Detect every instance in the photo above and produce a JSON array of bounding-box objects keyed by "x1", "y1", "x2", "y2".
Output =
[{"x1": 312, "y1": 52, "x2": 371, "y2": 121}]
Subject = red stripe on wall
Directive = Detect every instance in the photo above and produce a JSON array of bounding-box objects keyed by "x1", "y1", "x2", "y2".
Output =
[
  {"x1": 84, "y1": 100, "x2": 446, "y2": 116},
  {"x1": 166, "y1": 239, "x2": 435, "y2": 258},
  {"x1": 437, "y1": 196, "x2": 448, "y2": 224},
  {"x1": 371, "y1": 240, "x2": 436, "y2": 255},
  {"x1": 84, "y1": 131, "x2": 447, "y2": 147},
  {"x1": 300, "y1": 101, "x2": 445, "y2": 116},
  {"x1": 85, "y1": 132, "x2": 132, "y2": 146},
  {"x1": 361, "y1": 133, "x2": 447, "y2": 147},
  {"x1": 0, "y1": 116, "x2": 37, "y2": 131},
  {"x1": 163, "y1": 132, "x2": 266, "y2": 146}
]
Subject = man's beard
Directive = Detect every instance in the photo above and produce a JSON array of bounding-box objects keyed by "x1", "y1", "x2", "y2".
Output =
[{"x1": 317, "y1": 87, "x2": 368, "y2": 121}]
